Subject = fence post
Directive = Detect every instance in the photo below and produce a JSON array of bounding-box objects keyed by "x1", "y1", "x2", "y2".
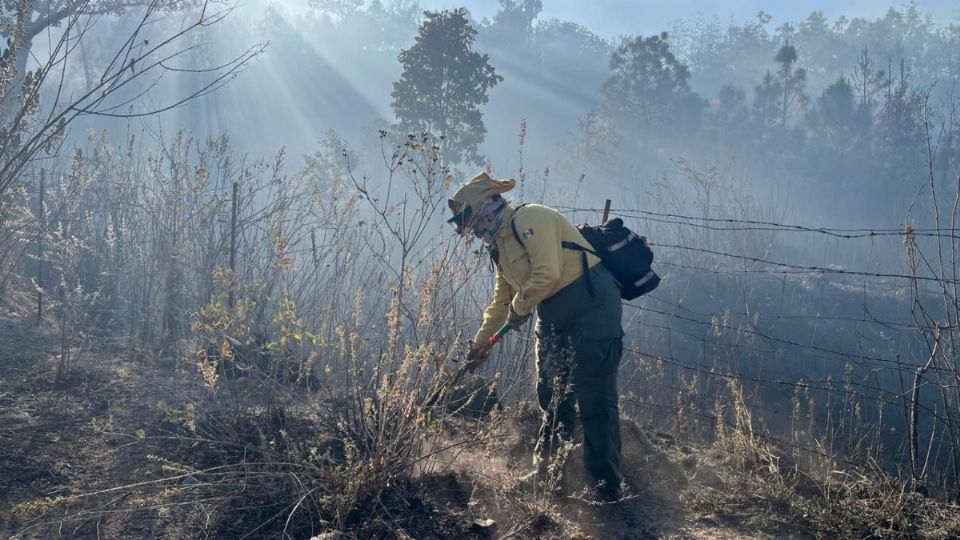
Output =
[
  {"x1": 37, "y1": 168, "x2": 45, "y2": 324},
  {"x1": 228, "y1": 181, "x2": 239, "y2": 310},
  {"x1": 601, "y1": 198, "x2": 611, "y2": 224}
]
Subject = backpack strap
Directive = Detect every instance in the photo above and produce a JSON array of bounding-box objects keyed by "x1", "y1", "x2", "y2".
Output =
[
  {"x1": 487, "y1": 245, "x2": 500, "y2": 273},
  {"x1": 490, "y1": 204, "x2": 529, "y2": 272},
  {"x1": 561, "y1": 237, "x2": 601, "y2": 299},
  {"x1": 509, "y1": 203, "x2": 529, "y2": 249},
  {"x1": 561, "y1": 240, "x2": 599, "y2": 257},
  {"x1": 576, "y1": 248, "x2": 595, "y2": 298}
]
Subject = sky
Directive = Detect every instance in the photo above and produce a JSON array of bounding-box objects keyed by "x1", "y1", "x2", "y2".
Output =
[{"x1": 416, "y1": 0, "x2": 960, "y2": 37}]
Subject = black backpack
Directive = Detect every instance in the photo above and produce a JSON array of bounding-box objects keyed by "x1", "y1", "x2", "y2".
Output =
[
  {"x1": 509, "y1": 206, "x2": 660, "y2": 300},
  {"x1": 562, "y1": 218, "x2": 660, "y2": 300}
]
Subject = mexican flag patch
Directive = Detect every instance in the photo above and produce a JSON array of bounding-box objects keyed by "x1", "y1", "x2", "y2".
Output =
[{"x1": 521, "y1": 227, "x2": 535, "y2": 240}]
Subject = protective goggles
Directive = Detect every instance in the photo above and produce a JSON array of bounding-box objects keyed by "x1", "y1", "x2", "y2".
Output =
[{"x1": 446, "y1": 202, "x2": 474, "y2": 236}]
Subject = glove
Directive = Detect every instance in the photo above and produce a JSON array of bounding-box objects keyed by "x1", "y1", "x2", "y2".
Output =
[
  {"x1": 508, "y1": 304, "x2": 532, "y2": 331},
  {"x1": 464, "y1": 340, "x2": 492, "y2": 372}
]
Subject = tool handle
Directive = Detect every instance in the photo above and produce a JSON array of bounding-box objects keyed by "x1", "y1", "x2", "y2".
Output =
[
  {"x1": 487, "y1": 324, "x2": 512, "y2": 346},
  {"x1": 425, "y1": 325, "x2": 511, "y2": 412}
]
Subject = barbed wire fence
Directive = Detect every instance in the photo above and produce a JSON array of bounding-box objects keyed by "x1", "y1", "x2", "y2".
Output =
[
  {"x1": 542, "y1": 203, "x2": 960, "y2": 496},
  {"x1": 9, "y1": 145, "x2": 960, "y2": 501}
]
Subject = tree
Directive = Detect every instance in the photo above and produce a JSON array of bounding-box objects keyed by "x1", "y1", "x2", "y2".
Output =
[
  {"x1": 491, "y1": 0, "x2": 541, "y2": 33},
  {"x1": 709, "y1": 84, "x2": 750, "y2": 143},
  {"x1": 360, "y1": 0, "x2": 421, "y2": 52},
  {"x1": 0, "y1": 0, "x2": 192, "y2": 111},
  {"x1": 792, "y1": 10, "x2": 846, "y2": 85},
  {"x1": 308, "y1": 0, "x2": 363, "y2": 21},
  {"x1": 574, "y1": 109, "x2": 620, "y2": 166},
  {"x1": 811, "y1": 76, "x2": 858, "y2": 163},
  {"x1": 751, "y1": 70, "x2": 782, "y2": 140},
  {"x1": 851, "y1": 46, "x2": 887, "y2": 107},
  {"x1": 0, "y1": 1, "x2": 263, "y2": 197},
  {"x1": 598, "y1": 32, "x2": 704, "y2": 155},
  {"x1": 479, "y1": 0, "x2": 541, "y2": 54},
  {"x1": 875, "y1": 59, "x2": 924, "y2": 181},
  {"x1": 677, "y1": 11, "x2": 774, "y2": 97},
  {"x1": 773, "y1": 43, "x2": 807, "y2": 128},
  {"x1": 391, "y1": 8, "x2": 502, "y2": 166}
]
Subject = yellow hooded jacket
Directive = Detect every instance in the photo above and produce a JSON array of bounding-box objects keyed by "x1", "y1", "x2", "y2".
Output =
[{"x1": 474, "y1": 203, "x2": 601, "y2": 344}]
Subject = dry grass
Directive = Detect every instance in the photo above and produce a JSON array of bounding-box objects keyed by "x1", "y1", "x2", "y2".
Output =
[
  {"x1": 5, "y1": 314, "x2": 960, "y2": 538},
  {"x1": 3, "y1": 127, "x2": 960, "y2": 538}
]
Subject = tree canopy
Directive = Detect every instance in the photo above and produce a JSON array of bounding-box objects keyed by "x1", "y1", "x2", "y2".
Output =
[
  {"x1": 390, "y1": 8, "x2": 503, "y2": 166},
  {"x1": 596, "y1": 32, "x2": 704, "y2": 157}
]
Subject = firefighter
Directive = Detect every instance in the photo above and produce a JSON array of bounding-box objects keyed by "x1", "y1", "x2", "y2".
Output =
[{"x1": 448, "y1": 171, "x2": 625, "y2": 500}]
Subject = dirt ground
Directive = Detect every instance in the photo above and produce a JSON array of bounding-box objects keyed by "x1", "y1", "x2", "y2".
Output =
[
  {"x1": 0, "y1": 315, "x2": 211, "y2": 538},
  {"x1": 2, "y1": 313, "x2": 957, "y2": 539},
  {"x1": 434, "y1": 398, "x2": 808, "y2": 540}
]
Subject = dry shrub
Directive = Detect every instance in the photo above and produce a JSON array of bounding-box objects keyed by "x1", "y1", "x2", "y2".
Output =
[{"x1": 797, "y1": 461, "x2": 960, "y2": 539}]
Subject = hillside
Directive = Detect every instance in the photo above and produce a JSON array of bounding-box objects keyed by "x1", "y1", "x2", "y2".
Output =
[{"x1": 3, "y1": 307, "x2": 960, "y2": 539}]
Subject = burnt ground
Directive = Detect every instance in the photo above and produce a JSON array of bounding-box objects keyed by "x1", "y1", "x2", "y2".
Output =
[{"x1": 3, "y1": 313, "x2": 960, "y2": 539}]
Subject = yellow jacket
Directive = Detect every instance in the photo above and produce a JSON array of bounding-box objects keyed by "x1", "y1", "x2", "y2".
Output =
[{"x1": 474, "y1": 204, "x2": 600, "y2": 344}]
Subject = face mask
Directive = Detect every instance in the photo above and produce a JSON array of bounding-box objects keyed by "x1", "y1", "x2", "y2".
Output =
[{"x1": 474, "y1": 203, "x2": 506, "y2": 244}]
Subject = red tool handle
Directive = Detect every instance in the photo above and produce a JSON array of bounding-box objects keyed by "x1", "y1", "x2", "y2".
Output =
[{"x1": 488, "y1": 324, "x2": 512, "y2": 346}]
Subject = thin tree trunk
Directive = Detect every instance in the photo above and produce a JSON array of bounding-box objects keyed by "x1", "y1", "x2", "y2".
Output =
[{"x1": 911, "y1": 331, "x2": 942, "y2": 486}]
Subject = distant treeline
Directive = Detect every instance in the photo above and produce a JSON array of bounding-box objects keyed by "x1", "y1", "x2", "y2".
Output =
[
  {"x1": 232, "y1": 2, "x2": 960, "y2": 221},
  {"x1": 27, "y1": 1, "x2": 960, "y2": 222}
]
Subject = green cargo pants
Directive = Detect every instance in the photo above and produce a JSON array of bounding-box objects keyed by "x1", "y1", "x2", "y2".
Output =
[{"x1": 534, "y1": 263, "x2": 624, "y2": 491}]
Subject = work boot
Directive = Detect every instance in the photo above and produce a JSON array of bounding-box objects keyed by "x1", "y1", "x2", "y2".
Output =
[
  {"x1": 594, "y1": 480, "x2": 622, "y2": 503},
  {"x1": 572, "y1": 479, "x2": 625, "y2": 505}
]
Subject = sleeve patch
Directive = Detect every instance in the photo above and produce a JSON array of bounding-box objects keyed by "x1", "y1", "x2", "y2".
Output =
[{"x1": 521, "y1": 227, "x2": 535, "y2": 240}]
